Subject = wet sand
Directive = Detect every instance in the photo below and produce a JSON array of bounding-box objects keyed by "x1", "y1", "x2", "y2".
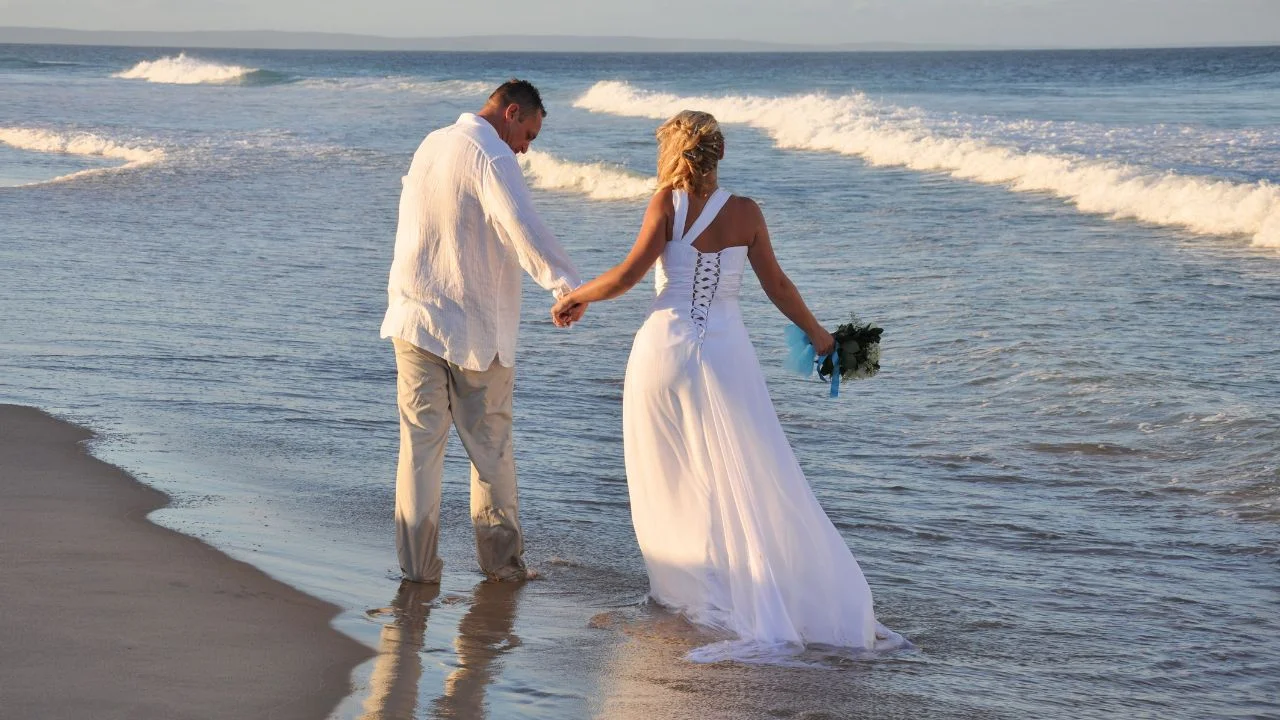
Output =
[
  {"x1": 0, "y1": 405, "x2": 374, "y2": 719},
  {"x1": 341, "y1": 564, "x2": 938, "y2": 720}
]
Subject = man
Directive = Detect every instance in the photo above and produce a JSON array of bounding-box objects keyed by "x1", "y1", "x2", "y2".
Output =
[{"x1": 380, "y1": 79, "x2": 584, "y2": 583}]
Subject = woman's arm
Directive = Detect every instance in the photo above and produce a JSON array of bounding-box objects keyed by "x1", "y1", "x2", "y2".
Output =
[
  {"x1": 744, "y1": 198, "x2": 836, "y2": 356},
  {"x1": 552, "y1": 189, "x2": 672, "y2": 323}
]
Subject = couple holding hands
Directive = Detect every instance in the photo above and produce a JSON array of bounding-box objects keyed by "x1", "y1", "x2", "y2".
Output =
[{"x1": 380, "y1": 79, "x2": 902, "y2": 662}]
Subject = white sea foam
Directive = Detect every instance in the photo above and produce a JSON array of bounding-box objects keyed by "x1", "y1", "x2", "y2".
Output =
[
  {"x1": 298, "y1": 77, "x2": 491, "y2": 97},
  {"x1": 0, "y1": 127, "x2": 165, "y2": 184},
  {"x1": 519, "y1": 149, "x2": 655, "y2": 201},
  {"x1": 575, "y1": 81, "x2": 1280, "y2": 248},
  {"x1": 113, "y1": 53, "x2": 257, "y2": 85}
]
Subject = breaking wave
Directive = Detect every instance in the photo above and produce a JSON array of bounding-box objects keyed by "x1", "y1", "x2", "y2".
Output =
[
  {"x1": 0, "y1": 127, "x2": 165, "y2": 184},
  {"x1": 575, "y1": 81, "x2": 1280, "y2": 248},
  {"x1": 112, "y1": 53, "x2": 287, "y2": 85},
  {"x1": 297, "y1": 77, "x2": 492, "y2": 97},
  {"x1": 520, "y1": 150, "x2": 655, "y2": 200}
]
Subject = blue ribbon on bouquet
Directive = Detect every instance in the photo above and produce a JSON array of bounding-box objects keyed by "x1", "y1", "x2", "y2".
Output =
[{"x1": 784, "y1": 324, "x2": 841, "y2": 398}]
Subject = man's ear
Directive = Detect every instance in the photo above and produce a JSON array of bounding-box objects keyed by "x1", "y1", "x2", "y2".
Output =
[{"x1": 504, "y1": 103, "x2": 521, "y2": 122}]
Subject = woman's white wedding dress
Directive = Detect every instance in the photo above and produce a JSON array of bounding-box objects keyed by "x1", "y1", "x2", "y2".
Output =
[{"x1": 623, "y1": 188, "x2": 904, "y2": 663}]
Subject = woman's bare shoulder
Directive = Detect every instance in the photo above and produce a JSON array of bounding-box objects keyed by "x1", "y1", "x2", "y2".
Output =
[
  {"x1": 650, "y1": 186, "x2": 675, "y2": 204},
  {"x1": 728, "y1": 194, "x2": 765, "y2": 224}
]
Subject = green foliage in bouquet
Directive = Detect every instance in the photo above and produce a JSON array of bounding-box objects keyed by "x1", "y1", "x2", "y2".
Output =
[{"x1": 818, "y1": 315, "x2": 883, "y2": 382}]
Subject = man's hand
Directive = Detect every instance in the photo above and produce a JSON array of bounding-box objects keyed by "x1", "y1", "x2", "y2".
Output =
[
  {"x1": 551, "y1": 296, "x2": 587, "y2": 327},
  {"x1": 563, "y1": 302, "x2": 587, "y2": 325}
]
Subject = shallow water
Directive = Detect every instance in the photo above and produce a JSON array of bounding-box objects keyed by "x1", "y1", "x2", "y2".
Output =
[{"x1": 2, "y1": 44, "x2": 1278, "y2": 719}]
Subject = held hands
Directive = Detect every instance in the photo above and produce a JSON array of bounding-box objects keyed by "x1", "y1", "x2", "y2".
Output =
[{"x1": 551, "y1": 295, "x2": 588, "y2": 328}]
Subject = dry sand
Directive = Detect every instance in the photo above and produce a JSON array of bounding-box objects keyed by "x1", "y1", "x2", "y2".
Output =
[{"x1": 0, "y1": 405, "x2": 374, "y2": 719}]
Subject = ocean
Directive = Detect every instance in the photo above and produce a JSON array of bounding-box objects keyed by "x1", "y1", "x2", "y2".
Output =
[{"x1": 1, "y1": 44, "x2": 1278, "y2": 719}]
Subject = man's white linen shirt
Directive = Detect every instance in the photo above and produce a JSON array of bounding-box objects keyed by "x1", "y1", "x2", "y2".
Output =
[{"x1": 380, "y1": 113, "x2": 581, "y2": 371}]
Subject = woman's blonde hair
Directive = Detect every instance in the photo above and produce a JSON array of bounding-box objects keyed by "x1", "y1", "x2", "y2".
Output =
[{"x1": 656, "y1": 110, "x2": 724, "y2": 197}]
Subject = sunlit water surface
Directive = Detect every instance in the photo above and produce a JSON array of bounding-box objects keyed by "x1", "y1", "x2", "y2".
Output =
[{"x1": 2, "y1": 45, "x2": 1278, "y2": 719}]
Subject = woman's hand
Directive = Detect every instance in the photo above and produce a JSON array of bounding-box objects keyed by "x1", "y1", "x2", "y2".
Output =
[
  {"x1": 810, "y1": 328, "x2": 836, "y2": 357},
  {"x1": 551, "y1": 295, "x2": 587, "y2": 327}
]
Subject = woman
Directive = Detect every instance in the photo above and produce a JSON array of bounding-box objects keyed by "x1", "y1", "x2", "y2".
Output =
[{"x1": 552, "y1": 111, "x2": 901, "y2": 662}]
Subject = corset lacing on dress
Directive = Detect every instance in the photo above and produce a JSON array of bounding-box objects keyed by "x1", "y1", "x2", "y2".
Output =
[{"x1": 691, "y1": 251, "x2": 723, "y2": 341}]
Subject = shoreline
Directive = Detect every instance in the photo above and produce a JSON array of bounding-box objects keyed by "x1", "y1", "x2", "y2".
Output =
[{"x1": 0, "y1": 404, "x2": 374, "y2": 719}]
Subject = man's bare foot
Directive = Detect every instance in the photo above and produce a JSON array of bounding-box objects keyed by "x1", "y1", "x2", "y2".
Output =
[{"x1": 485, "y1": 566, "x2": 538, "y2": 582}]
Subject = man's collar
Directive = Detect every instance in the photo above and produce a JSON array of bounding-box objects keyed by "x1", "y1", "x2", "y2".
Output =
[
  {"x1": 458, "y1": 112, "x2": 494, "y2": 136},
  {"x1": 458, "y1": 113, "x2": 510, "y2": 155}
]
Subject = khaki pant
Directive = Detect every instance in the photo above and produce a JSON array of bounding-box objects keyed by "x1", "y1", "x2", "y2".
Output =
[{"x1": 393, "y1": 338, "x2": 525, "y2": 583}]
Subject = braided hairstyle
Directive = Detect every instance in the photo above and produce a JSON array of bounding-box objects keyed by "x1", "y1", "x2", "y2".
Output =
[{"x1": 655, "y1": 110, "x2": 724, "y2": 197}]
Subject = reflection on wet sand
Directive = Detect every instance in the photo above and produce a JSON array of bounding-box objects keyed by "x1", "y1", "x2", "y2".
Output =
[
  {"x1": 360, "y1": 579, "x2": 523, "y2": 720},
  {"x1": 591, "y1": 605, "x2": 926, "y2": 720},
  {"x1": 361, "y1": 581, "x2": 439, "y2": 719},
  {"x1": 591, "y1": 607, "x2": 734, "y2": 720},
  {"x1": 434, "y1": 581, "x2": 523, "y2": 719}
]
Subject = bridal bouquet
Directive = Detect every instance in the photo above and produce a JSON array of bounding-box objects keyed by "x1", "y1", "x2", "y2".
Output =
[{"x1": 785, "y1": 314, "x2": 883, "y2": 397}]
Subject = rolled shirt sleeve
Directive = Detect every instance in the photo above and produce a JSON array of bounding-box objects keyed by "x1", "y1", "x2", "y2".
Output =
[{"x1": 482, "y1": 155, "x2": 582, "y2": 298}]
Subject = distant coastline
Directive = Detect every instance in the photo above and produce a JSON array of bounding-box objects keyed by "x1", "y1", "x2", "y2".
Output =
[
  {"x1": 2, "y1": 26, "x2": 1276, "y2": 53},
  {"x1": 0, "y1": 27, "x2": 946, "y2": 52}
]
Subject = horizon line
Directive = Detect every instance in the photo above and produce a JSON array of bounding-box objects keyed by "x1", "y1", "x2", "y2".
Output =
[{"x1": 1, "y1": 26, "x2": 1278, "y2": 54}]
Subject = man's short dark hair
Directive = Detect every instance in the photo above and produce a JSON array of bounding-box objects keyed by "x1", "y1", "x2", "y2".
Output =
[{"x1": 489, "y1": 79, "x2": 546, "y2": 119}]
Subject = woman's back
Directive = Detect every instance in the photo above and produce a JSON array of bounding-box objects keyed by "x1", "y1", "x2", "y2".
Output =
[
  {"x1": 652, "y1": 189, "x2": 750, "y2": 341},
  {"x1": 672, "y1": 189, "x2": 755, "y2": 254}
]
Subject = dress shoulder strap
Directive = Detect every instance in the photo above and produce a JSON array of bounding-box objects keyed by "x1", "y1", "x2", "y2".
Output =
[
  {"x1": 678, "y1": 188, "x2": 731, "y2": 247},
  {"x1": 672, "y1": 190, "x2": 690, "y2": 245}
]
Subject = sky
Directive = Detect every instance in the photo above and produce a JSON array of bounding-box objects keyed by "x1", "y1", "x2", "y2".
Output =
[{"x1": 2, "y1": 0, "x2": 1278, "y2": 48}]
